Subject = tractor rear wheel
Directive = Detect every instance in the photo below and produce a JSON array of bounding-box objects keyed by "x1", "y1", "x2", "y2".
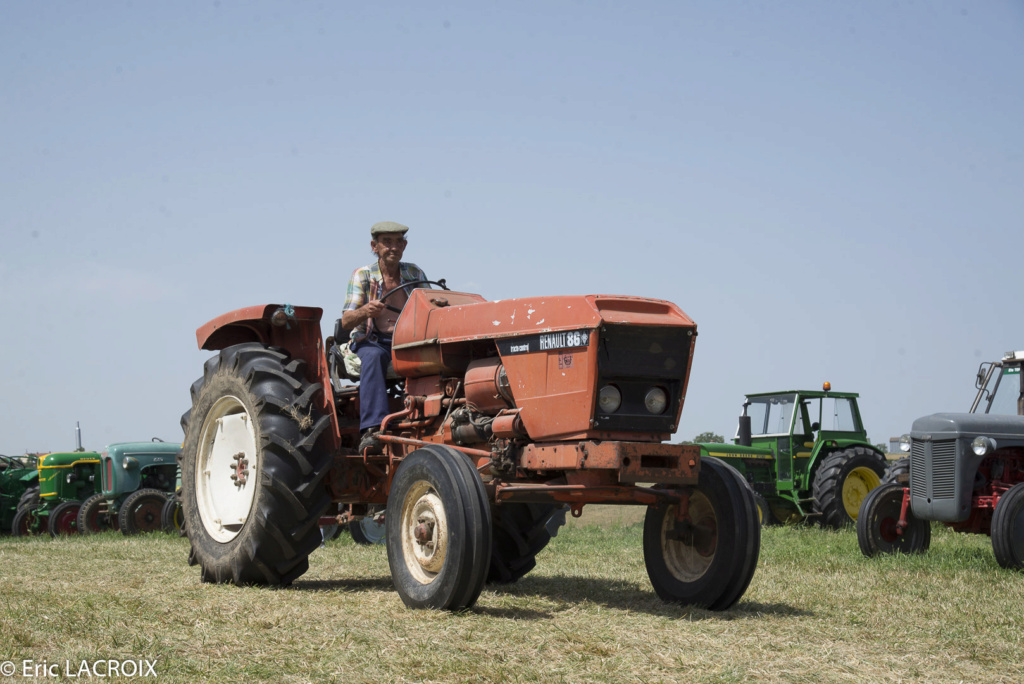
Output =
[
  {"x1": 883, "y1": 457, "x2": 910, "y2": 484},
  {"x1": 119, "y1": 489, "x2": 168, "y2": 535},
  {"x1": 643, "y1": 457, "x2": 760, "y2": 610},
  {"x1": 161, "y1": 496, "x2": 184, "y2": 535},
  {"x1": 812, "y1": 446, "x2": 887, "y2": 528},
  {"x1": 386, "y1": 445, "x2": 492, "y2": 610},
  {"x1": 751, "y1": 492, "x2": 773, "y2": 527},
  {"x1": 350, "y1": 516, "x2": 386, "y2": 545},
  {"x1": 856, "y1": 482, "x2": 930, "y2": 557},
  {"x1": 78, "y1": 493, "x2": 116, "y2": 534},
  {"x1": 49, "y1": 500, "x2": 82, "y2": 536},
  {"x1": 18, "y1": 487, "x2": 39, "y2": 511},
  {"x1": 11, "y1": 505, "x2": 46, "y2": 536},
  {"x1": 180, "y1": 343, "x2": 333, "y2": 586},
  {"x1": 992, "y1": 482, "x2": 1024, "y2": 570},
  {"x1": 488, "y1": 503, "x2": 567, "y2": 583}
]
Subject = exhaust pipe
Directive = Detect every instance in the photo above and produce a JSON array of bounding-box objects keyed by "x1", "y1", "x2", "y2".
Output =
[
  {"x1": 75, "y1": 421, "x2": 83, "y2": 452},
  {"x1": 737, "y1": 401, "x2": 752, "y2": 447}
]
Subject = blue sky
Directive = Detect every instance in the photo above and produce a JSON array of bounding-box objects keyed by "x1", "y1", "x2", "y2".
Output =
[{"x1": 2, "y1": 1, "x2": 1022, "y2": 453}]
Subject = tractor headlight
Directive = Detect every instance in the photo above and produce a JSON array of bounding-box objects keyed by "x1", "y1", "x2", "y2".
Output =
[
  {"x1": 598, "y1": 385, "x2": 622, "y2": 413},
  {"x1": 644, "y1": 387, "x2": 668, "y2": 415},
  {"x1": 899, "y1": 434, "x2": 911, "y2": 453},
  {"x1": 972, "y1": 436, "x2": 997, "y2": 457}
]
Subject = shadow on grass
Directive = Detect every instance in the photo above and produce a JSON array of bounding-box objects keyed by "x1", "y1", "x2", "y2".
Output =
[{"x1": 291, "y1": 577, "x2": 395, "y2": 593}]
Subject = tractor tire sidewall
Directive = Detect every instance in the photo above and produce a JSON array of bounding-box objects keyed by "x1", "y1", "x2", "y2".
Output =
[
  {"x1": 856, "y1": 482, "x2": 931, "y2": 557},
  {"x1": 161, "y1": 496, "x2": 184, "y2": 535},
  {"x1": 487, "y1": 502, "x2": 564, "y2": 584},
  {"x1": 701, "y1": 457, "x2": 761, "y2": 611},
  {"x1": 992, "y1": 482, "x2": 1024, "y2": 570},
  {"x1": 12, "y1": 505, "x2": 45, "y2": 536},
  {"x1": 78, "y1": 493, "x2": 113, "y2": 534},
  {"x1": 49, "y1": 500, "x2": 82, "y2": 537},
  {"x1": 18, "y1": 487, "x2": 40, "y2": 512},
  {"x1": 119, "y1": 489, "x2": 168, "y2": 535},
  {"x1": 350, "y1": 518, "x2": 384, "y2": 545},
  {"x1": 386, "y1": 446, "x2": 492, "y2": 610},
  {"x1": 883, "y1": 457, "x2": 910, "y2": 485},
  {"x1": 812, "y1": 446, "x2": 887, "y2": 528},
  {"x1": 180, "y1": 344, "x2": 332, "y2": 586}
]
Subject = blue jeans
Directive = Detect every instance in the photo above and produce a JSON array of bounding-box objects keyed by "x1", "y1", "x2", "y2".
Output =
[{"x1": 351, "y1": 334, "x2": 392, "y2": 432}]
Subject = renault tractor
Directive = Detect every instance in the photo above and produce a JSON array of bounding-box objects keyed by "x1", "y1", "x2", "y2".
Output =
[
  {"x1": 179, "y1": 284, "x2": 761, "y2": 611},
  {"x1": 858, "y1": 350, "x2": 1024, "y2": 569}
]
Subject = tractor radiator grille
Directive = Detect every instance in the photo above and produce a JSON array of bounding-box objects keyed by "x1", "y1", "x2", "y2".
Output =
[{"x1": 910, "y1": 439, "x2": 956, "y2": 501}]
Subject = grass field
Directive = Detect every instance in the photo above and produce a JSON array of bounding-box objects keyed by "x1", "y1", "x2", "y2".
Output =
[{"x1": 2, "y1": 513, "x2": 1023, "y2": 683}]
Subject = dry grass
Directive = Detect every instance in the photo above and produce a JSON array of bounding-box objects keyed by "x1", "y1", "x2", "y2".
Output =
[{"x1": 1, "y1": 517, "x2": 1023, "y2": 683}]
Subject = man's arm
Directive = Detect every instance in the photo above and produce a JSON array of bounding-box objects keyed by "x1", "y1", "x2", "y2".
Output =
[
  {"x1": 341, "y1": 267, "x2": 385, "y2": 332},
  {"x1": 341, "y1": 300, "x2": 386, "y2": 331}
]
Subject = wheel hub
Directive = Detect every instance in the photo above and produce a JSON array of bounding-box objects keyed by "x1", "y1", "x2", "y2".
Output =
[
  {"x1": 843, "y1": 466, "x2": 882, "y2": 519},
  {"x1": 401, "y1": 483, "x2": 449, "y2": 583}
]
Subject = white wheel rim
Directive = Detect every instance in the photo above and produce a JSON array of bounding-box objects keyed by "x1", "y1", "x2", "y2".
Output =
[
  {"x1": 661, "y1": 491, "x2": 717, "y2": 582},
  {"x1": 196, "y1": 395, "x2": 258, "y2": 543},
  {"x1": 400, "y1": 481, "x2": 449, "y2": 585},
  {"x1": 359, "y1": 517, "x2": 387, "y2": 544}
]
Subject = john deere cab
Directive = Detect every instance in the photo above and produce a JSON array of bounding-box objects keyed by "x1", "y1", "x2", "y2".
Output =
[{"x1": 695, "y1": 385, "x2": 887, "y2": 527}]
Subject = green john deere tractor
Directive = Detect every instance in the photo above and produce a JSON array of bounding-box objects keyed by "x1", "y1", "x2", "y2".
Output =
[
  {"x1": 12, "y1": 450, "x2": 102, "y2": 536},
  {"x1": 1, "y1": 454, "x2": 39, "y2": 535},
  {"x1": 694, "y1": 385, "x2": 887, "y2": 527},
  {"x1": 78, "y1": 440, "x2": 181, "y2": 535}
]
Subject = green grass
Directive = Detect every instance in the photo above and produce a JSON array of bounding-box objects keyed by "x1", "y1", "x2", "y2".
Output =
[{"x1": 1, "y1": 519, "x2": 1023, "y2": 683}]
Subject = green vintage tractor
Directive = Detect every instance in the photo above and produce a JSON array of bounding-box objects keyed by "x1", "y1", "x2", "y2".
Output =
[
  {"x1": 12, "y1": 450, "x2": 102, "y2": 536},
  {"x1": 0, "y1": 454, "x2": 39, "y2": 535},
  {"x1": 694, "y1": 385, "x2": 888, "y2": 527},
  {"x1": 78, "y1": 440, "x2": 181, "y2": 535}
]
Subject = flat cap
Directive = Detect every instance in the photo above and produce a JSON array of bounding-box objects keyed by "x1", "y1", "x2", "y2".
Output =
[{"x1": 370, "y1": 221, "x2": 409, "y2": 237}]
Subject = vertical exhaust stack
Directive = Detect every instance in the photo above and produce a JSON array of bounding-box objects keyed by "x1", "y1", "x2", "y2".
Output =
[
  {"x1": 737, "y1": 401, "x2": 752, "y2": 447},
  {"x1": 75, "y1": 421, "x2": 83, "y2": 452}
]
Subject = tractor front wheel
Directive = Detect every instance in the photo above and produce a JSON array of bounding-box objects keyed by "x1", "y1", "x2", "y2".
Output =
[
  {"x1": 643, "y1": 457, "x2": 760, "y2": 610},
  {"x1": 119, "y1": 489, "x2": 169, "y2": 535},
  {"x1": 180, "y1": 343, "x2": 333, "y2": 586},
  {"x1": 856, "y1": 482, "x2": 930, "y2": 557},
  {"x1": 11, "y1": 505, "x2": 46, "y2": 536},
  {"x1": 812, "y1": 446, "x2": 887, "y2": 528},
  {"x1": 350, "y1": 515, "x2": 386, "y2": 545},
  {"x1": 49, "y1": 500, "x2": 82, "y2": 536},
  {"x1": 161, "y1": 496, "x2": 184, "y2": 535},
  {"x1": 78, "y1": 493, "x2": 117, "y2": 534},
  {"x1": 992, "y1": 482, "x2": 1024, "y2": 570},
  {"x1": 386, "y1": 445, "x2": 492, "y2": 610}
]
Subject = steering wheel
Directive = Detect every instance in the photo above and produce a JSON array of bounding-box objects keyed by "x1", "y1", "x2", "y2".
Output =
[{"x1": 378, "y1": 278, "x2": 449, "y2": 313}]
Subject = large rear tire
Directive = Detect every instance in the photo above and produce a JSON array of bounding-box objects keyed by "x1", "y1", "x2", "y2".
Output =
[
  {"x1": 18, "y1": 487, "x2": 40, "y2": 511},
  {"x1": 812, "y1": 446, "x2": 887, "y2": 528},
  {"x1": 119, "y1": 489, "x2": 169, "y2": 535},
  {"x1": 386, "y1": 445, "x2": 492, "y2": 610},
  {"x1": 487, "y1": 503, "x2": 567, "y2": 584},
  {"x1": 179, "y1": 343, "x2": 333, "y2": 586},
  {"x1": 642, "y1": 457, "x2": 760, "y2": 610},
  {"x1": 883, "y1": 457, "x2": 910, "y2": 484},
  {"x1": 78, "y1": 493, "x2": 116, "y2": 534},
  {"x1": 992, "y1": 482, "x2": 1024, "y2": 570},
  {"x1": 49, "y1": 500, "x2": 82, "y2": 537},
  {"x1": 856, "y1": 482, "x2": 930, "y2": 557}
]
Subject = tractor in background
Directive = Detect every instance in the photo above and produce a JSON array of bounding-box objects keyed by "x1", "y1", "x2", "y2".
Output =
[
  {"x1": 858, "y1": 350, "x2": 1024, "y2": 568},
  {"x1": 694, "y1": 385, "x2": 887, "y2": 527},
  {"x1": 0, "y1": 454, "x2": 39, "y2": 535},
  {"x1": 12, "y1": 450, "x2": 101, "y2": 536},
  {"x1": 179, "y1": 285, "x2": 761, "y2": 611}
]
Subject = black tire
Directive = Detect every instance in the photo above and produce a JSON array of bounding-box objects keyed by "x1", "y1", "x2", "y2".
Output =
[
  {"x1": 992, "y1": 482, "x2": 1024, "y2": 570},
  {"x1": 751, "y1": 492, "x2": 773, "y2": 527},
  {"x1": 883, "y1": 457, "x2": 910, "y2": 485},
  {"x1": 78, "y1": 493, "x2": 116, "y2": 534},
  {"x1": 118, "y1": 489, "x2": 168, "y2": 535},
  {"x1": 856, "y1": 482, "x2": 930, "y2": 557},
  {"x1": 812, "y1": 446, "x2": 887, "y2": 528},
  {"x1": 386, "y1": 445, "x2": 492, "y2": 610},
  {"x1": 49, "y1": 500, "x2": 82, "y2": 537},
  {"x1": 350, "y1": 516, "x2": 386, "y2": 545},
  {"x1": 161, "y1": 496, "x2": 184, "y2": 535},
  {"x1": 642, "y1": 457, "x2": 761, "y2": 610},
  {"x1": 487, "y1": 503, "x2": 567, "y2": 584},
  {"x1": 179, "y1": 343, "x2": 333, "y2": 586},
  {"x1": 18, "y1": 487, "x2": 39, "y2": 511},
  {"x1": 11, "y1": 504, "x2": 46, "y2": 536}
]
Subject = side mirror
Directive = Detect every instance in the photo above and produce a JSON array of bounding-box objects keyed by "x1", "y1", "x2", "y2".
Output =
[{"x1": 811, "y1": 422, "x2": 820, "y2": 432}]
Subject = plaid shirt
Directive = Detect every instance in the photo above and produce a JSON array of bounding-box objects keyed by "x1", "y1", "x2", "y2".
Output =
[{"x1": 343, "y1": 260, "x2": 429, "y2": 342}]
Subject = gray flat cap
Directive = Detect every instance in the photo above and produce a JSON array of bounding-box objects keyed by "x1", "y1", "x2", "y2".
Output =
[{"x1": 370, "y1": 221, "x2": 409, "y2": 237}]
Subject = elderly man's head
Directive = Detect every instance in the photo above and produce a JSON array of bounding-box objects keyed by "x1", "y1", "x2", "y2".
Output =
[{"x1": 370, "y1": 221, "x2": 409, "y2": 267}]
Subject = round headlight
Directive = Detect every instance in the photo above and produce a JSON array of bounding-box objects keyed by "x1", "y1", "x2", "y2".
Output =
[
  {"x1": 972, "y1": 436, "x2": 995, "y2": 457},
  {"x1": 899, "y1": 434, "x2": 911, "y2": 453},
  {"x1": 598, "y1": 385, "x2": 622, "y2": 413},
  {"x1": 644, "y1": 387, "x2": 668, "y2": 415}
]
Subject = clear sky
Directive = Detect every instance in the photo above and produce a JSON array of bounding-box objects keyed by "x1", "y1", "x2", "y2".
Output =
[{"x1": 2, "y1": 2, "x2": 1022, "y2": 454}]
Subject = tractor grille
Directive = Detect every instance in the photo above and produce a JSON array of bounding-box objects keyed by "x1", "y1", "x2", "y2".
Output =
[{"x1": 910, "y1": 439, "x2": 956, "y2": 501}]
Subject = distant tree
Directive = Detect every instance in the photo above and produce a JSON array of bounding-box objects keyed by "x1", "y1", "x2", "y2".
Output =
[
  {"x1": 875, "y1": 443, "x2": 889, "y2": 454},
  {"x1": 693, "y1": 431, "x2": 725, "y2": 444}
]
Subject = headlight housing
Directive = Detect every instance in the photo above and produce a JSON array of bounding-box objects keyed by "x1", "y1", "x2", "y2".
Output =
[
  {"x1": 972, "y1": 436, "x2": 996, "y2": 457},
  {"x1": 899, "y1": 434, "x2": 911, "y2": 453},
  {"x1": 597, "y1": 385, "x2": 622, "y2": 413},
  {"x1": 644, "y1": 387, "x2": 668, "y2": 415}
]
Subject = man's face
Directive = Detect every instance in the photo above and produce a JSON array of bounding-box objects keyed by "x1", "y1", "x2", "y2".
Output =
[{"x1": 372, "y1": 233, "x2": 407, "y2": 267}]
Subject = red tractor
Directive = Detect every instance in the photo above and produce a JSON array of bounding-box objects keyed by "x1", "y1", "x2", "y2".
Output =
[{"x1": 179, "y1": 285, "x2": 760, "y2": 610}]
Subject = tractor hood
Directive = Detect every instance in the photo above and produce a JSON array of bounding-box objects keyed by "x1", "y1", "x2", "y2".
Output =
[{"x1": 910, "y1": 412, "x2": 1024, "y2": 442}]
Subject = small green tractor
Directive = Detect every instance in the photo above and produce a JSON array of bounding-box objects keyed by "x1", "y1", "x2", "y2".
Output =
[
  {"x1": 694, "y1": 385, "x2": 887, "y2": 527},
  {"x1": 1, "y1": 454, "x2": 39, "y2": 535},
  {"x1": 858, "y1": 350, "x2": 1024, "y2": 568},
  {"x1": 78, "y1": 440, "x2": 181, "y2": 535},
  {"x1": 12, "y1": 450, "x2": 102, "y2": 536}
]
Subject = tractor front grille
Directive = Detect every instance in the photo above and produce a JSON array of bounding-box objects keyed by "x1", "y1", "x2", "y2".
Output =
[{"x1": 910, "y1": 438, "x2": 957, "y2": 501}]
